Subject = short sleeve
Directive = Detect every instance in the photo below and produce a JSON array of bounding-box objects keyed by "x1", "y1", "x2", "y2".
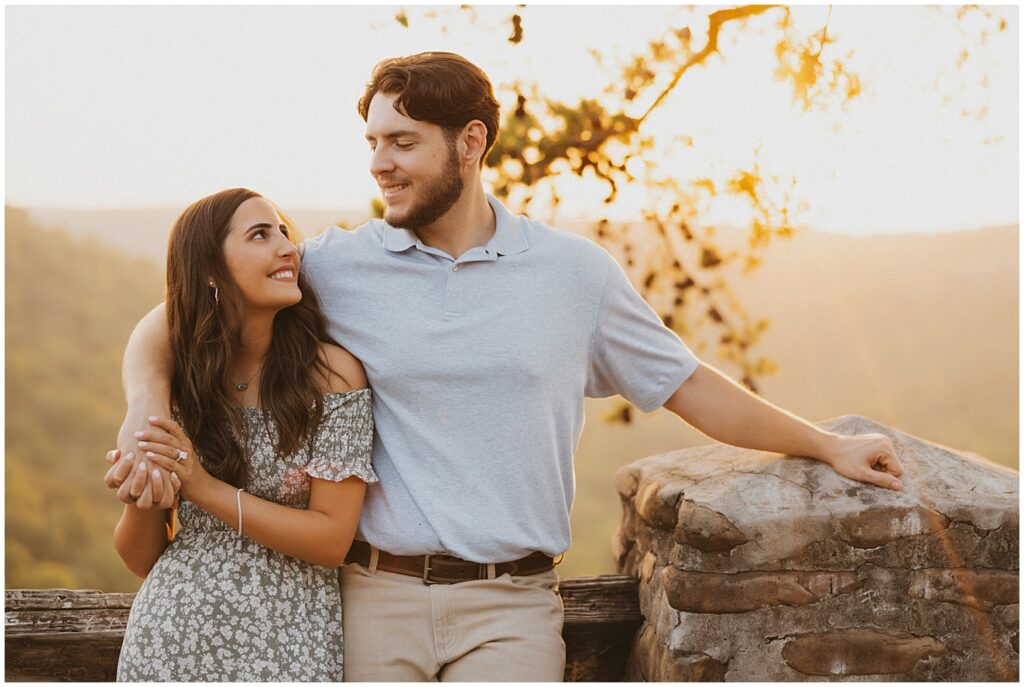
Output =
[
  {"x1": 299, "y1": 233, "x2": 330, "y2": 294},
  {"x1": 306, "y1": 389, "x2": 378, "y2": 484},
  {"x1": 585, "y1": 254, "x2": 700, "y2": 412}
]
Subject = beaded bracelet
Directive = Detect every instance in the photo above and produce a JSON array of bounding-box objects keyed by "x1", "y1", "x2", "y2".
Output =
[{"x1": 236, "y1": 488, "x2": 244, "y2": 538}]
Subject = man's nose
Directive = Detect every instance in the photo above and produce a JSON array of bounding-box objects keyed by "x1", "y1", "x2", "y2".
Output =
[{"x1": 369, "y1": 147, "x2": 394, "y2": 178}]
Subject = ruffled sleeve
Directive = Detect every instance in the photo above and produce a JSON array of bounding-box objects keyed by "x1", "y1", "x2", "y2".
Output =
[{"x1": 306, "y1": 388, "x2": 377, "y2": 484}]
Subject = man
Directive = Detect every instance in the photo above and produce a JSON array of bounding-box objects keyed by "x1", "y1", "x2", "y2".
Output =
[{"x1": 109, "y1": 52, "x2": 903, "y2": 681}]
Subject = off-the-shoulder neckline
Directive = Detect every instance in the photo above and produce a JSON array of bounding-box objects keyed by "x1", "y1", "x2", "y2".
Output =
[{"x1": 237, "y1": 386, "x2": 370, "y2": 411}]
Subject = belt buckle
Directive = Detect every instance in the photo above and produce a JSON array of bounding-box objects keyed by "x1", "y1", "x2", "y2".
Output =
[{"x1": 421, "y1": 554, "x2": 437, "y2": 585}]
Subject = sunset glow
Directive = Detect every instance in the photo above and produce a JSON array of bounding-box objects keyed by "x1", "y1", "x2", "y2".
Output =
[{"x1": 5, "y1": 4, "x2": 1018, "y2": 234}]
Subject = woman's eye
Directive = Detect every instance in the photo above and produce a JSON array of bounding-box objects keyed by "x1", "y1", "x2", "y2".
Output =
[
  {"x1": 252, "y1": 230, "x2": 265, "y2": 240},
  {"x1": 280, "y1": 227, "x2": 290, "y2": 239}
]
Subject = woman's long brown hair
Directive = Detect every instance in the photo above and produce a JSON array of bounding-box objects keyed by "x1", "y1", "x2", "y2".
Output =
[{"x1": 165, "y1": 188, "x2": 336, "y2": 488}]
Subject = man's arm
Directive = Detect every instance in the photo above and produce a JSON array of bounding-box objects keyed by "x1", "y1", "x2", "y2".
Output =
[
  {"x1": 116, "y1": 303, "x2": 176, "y2": 509},
  {"x1": 663, "y1": 363, "x2": 903, "y2": 490}
]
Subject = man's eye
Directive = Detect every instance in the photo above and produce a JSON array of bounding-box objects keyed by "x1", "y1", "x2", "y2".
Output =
[{"x1": 395, "y1": 142, "x2": 413, "y2": 150}]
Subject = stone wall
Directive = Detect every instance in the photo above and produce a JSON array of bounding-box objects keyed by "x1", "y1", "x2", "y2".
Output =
[{"x1": 614, "y1": 416, "x2": 1018, "y2": 681}]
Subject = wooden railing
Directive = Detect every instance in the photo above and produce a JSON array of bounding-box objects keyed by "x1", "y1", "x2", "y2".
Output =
[{"x1": 5, "y1": 575, "x2": 641, "y2": 682}]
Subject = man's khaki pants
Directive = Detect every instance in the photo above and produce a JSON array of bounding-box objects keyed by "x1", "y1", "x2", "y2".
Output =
[{"x1": 340, "y1": 559, "x2": 566, "y2": 681}]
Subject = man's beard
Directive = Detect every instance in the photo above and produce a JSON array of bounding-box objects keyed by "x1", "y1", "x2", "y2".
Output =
[{"x1": 385, "y1": 143, "x2": 464, "y2": 231}]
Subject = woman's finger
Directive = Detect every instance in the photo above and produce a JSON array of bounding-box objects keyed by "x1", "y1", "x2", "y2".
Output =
[
  {"x1": 145, "y1": 452, "x2": 181, "y2": 474},
  {"x1": 150, "y1": 466, "x2": 165, "y2": 503},
  {"x1": 170, "y1": 473, "x2": 181, "y2": 508},
  {"x1": 158, "y1": 470, "x2": 176, "y2": 509},
  {"x1": 106, "y1": 449, "x2": 120, "y2": 464},
  {"x1": 113, "y1": 451, "x2": 137, "y2": 484},
  {"x1": 129, "y1": 459, "x2": 149, "y2": 501},
  {"x1": 104, "y1": 464, "x2": 123, "y2": 489},
  {"x1": 138, "y1": 440, "x2": 180, "y2": 461},
  {"x1": 134, "y1": 428, "x2": 177, "y2": 447},
  {"x1": 104, "y1": 451, "x2": 133, "y2": 489},
  {"x1": 148, "y1": 416, "x2": 188, "y2": 443},
  {"x1": 117, "y1": 473, "x2": 135, "y2": 503},
  {"x1": 135, "y1": 472, "x2": 155, "y2": 509}
]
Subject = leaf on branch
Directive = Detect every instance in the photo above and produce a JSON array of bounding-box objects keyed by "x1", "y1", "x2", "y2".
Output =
[
  {"x1": 692, "y1": 177, "x2": 716, "y2": 195},
  {"x1": 603, "y1": 401, "x2": 633, "y2": 425},
  {"x1": 395, "y1": 10, "x2": 408, "y2": 27},
  {"x1": 728, "y1": 169, "x2": 761, "y2": 202},
  {"x1": 370, "y1": 198, "x2": 384, "y2": 219},
  {"x1": 509, "y1": 13, "x2": 524, "y2": 44},
  {"x1": 700, "y1": 247, "x2": 722, "y2": 269}
]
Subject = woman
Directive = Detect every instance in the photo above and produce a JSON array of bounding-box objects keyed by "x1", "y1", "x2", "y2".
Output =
[{"x1": 108, "y1": 188, "x2": 374, "y2": 681}]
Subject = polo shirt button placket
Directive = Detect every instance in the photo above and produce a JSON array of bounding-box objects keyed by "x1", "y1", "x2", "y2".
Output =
[{"x1": 444, "y1": 261, "x2": 463, "y2": 315}]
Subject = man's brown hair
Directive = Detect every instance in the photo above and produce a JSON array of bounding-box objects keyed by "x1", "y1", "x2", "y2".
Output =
[{"x1": 358, "y1": 52, "x2": 501, "y2": 166}]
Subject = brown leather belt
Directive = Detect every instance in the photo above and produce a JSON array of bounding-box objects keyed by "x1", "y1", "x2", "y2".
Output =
[{"x1": 345, "y1": 540, "x2": 555, "y2": 585}]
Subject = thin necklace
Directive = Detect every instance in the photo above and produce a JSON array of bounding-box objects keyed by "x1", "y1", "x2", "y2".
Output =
[{"x1": 234, "y1": 366, "x2": 261, "y2": 392}]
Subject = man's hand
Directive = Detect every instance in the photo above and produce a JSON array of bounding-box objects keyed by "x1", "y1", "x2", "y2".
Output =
[
  {"x1": 822, "y1": 433, "x2": 903, "y2": 491},
  {"x1": 665, "y1": 364, "x2": 906, "y2": 491}
]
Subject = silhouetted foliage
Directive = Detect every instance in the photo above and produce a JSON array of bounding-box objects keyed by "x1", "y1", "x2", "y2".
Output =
[{"x1": 394, "y1": 4, "x2": 1008, "y2": 421}]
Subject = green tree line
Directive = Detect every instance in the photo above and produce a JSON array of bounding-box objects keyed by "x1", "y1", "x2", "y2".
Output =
[{"x1": 6, "y1": 207, "x2": 164, "y2": 591}]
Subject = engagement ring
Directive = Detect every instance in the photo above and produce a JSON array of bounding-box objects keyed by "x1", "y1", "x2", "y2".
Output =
[{"x1": 176, "y1": 450, "x2": 188, "y2": 463}]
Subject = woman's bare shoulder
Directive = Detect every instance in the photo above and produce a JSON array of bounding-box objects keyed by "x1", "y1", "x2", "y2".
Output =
[{"x1": 316, "y1": 343, "x2": 368, "y2": 393}]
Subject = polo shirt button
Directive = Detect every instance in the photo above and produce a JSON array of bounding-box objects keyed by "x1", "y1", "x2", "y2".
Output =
[{"x1": 452, "y1": 265, "x2": 459, "y2": 272}]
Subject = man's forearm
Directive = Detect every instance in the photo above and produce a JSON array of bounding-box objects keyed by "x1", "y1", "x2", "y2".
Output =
[
  {"x1": 663, "y1": 363, "x2": 838, "y2": 463},
  {"x1": 116, "y1": 303, "x2": 176, "y2": 510},
  {"x1": 123, "y1": 303, "x2": 173, "y2": 405}
]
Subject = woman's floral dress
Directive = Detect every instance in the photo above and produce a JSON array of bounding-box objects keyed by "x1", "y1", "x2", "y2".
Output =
[{"x1": 117, "y1": 389, "x2": 376, "y2": 682}]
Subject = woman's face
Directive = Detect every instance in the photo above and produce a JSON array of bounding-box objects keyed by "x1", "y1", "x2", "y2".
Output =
[{"x1": 221, "y1": 197, "x2": 301, "y2": 312}]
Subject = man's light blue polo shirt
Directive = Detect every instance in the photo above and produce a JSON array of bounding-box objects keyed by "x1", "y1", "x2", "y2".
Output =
[{"x1": 302, "y1": 196, "x2": 699, "y2": 562}]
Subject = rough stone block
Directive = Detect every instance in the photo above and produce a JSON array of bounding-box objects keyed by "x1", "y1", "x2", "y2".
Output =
[
  {"x1": 662, "y1": 568, "x2": 860, "y2": 614},
  {"x1": 781, "y1": 628, "x2": 947, "y2": 676},
  {"x1": 616, "y1": 415, "x2": 1018, "y2": 681}
]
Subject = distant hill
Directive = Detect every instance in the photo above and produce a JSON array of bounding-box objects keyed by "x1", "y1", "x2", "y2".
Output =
[
  {"x1": 6, "y1": 205, "x2": 1017, "y2": 585},
  {"x1": 5, "y1": 207, "x2": 165, "y2": 591},
  {"x1": 24, "y1": 205, "x2": 373, "y2": 264},
  {"x1": 565, "y1": 223, "x2": 1018, "y2": 576}
]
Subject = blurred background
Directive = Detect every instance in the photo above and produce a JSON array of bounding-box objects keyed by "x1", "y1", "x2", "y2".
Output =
[{"x1": 5, "y1": 5, "x2": 1018, "y2": 591}]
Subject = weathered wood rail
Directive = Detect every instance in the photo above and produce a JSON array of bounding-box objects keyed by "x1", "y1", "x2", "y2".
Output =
[{"x1": 5, "y1": 575, "x2": 641, "y2": 682}]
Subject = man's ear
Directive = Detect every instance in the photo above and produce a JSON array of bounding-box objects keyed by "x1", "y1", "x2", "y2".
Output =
[{"x1": 459, "y1": 120, "x2": 489, "y2": 168}]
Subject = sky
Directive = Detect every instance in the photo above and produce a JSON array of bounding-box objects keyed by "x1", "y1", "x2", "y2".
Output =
[{"x1": 4, "y1": 4, "x2": 1019, "y2": 235}]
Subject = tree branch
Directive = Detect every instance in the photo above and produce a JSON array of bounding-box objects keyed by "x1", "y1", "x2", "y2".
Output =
[{"x1": 638, "y1": 4, "x2": 783, "y2": 126}]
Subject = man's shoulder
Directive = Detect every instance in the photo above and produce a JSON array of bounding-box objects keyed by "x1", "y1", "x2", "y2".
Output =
[
  {"x1": 517, "y1": 215, "x2": 615, "y2": 269},
  {"x1": 302, "y1": 220, "x2": 387, "y2": 263}
]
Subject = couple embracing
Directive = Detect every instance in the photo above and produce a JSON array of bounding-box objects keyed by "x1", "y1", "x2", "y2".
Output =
[{"x1": 104, "y1": 52, "x2": 904, "y2": 682}]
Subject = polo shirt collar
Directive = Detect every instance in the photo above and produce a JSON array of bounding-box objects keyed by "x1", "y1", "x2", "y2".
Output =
[
  {"x1": 382, "y1": 226, "x2": 418, "y2": 252},
  {"x1": 382, "y1": 195, "x2": 529, "y2": 256},
  {"x1": 486, "y1": 195, "x2": 530, "y2": 256}
]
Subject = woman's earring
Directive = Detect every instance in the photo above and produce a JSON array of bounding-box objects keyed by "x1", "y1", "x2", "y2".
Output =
[{"x1": 210, "y1": 282, "x2": 219, "y2": 304}]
